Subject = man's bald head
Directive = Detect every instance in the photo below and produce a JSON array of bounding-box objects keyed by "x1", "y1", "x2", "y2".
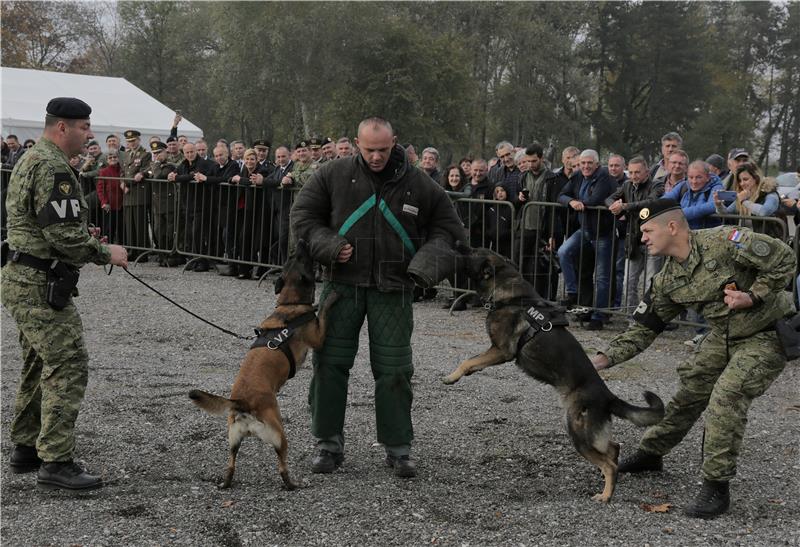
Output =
[{"x1": 355, "y1": 117, "x2": 396, "y2": 172}]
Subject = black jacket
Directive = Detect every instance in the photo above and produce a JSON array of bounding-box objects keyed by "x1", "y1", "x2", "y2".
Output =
[
  {"x1": 557, "y1": 166, "x2": 617, "y2": 237},
  {"x1": 605, "y1": 176, "x2": 665, "y2": 258},
  {"x1": 174, "y1": 156, "x2": 213, "y2": 183},
  {"x1": 291, "y1": 145, "x2": 465, "y2": 290}
]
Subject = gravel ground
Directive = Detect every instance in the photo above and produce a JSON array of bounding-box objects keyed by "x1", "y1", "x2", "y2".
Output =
[{"x1": 2, "y1": 262, "x2": 799, "y2": 546}]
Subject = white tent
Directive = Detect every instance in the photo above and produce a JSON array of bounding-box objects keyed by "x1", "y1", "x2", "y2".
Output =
[{"x1": 1, "y1": 67, "x2": 203, "y2": 146}]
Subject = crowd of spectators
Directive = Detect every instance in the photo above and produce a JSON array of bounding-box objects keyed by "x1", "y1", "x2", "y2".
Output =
[{"x1": 3, "y1": 120, "x2": 799, "y2": 333}]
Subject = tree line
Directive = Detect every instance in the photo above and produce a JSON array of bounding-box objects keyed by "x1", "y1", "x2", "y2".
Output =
[{"x1": 2, "y1": 1, "x2": 798, "y2": 171}]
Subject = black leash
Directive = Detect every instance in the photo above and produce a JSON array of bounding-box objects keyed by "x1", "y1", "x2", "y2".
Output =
[{"x1": 111, "y1": 265, "x2": 256, "y2": 340}]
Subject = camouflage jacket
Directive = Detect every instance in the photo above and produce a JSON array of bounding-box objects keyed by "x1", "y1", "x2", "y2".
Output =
[
  {"x1": 3, "y1": 138, "x2": 111, "y2": 284},
  {"x1": 288, "y1": 160, "x2": 318, "y2": 188},
  {"x1": 604, "y1": 226, "x2": 795, "y2": 365}
]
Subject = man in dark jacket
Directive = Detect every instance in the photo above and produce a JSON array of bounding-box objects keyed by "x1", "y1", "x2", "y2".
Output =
[
  {"x1": 557, "y1": 149, "x2": 617, "y2": 329},
  {"x1": 168, "y1": 142, "x2": 213, "y2": 270},
  {"x1": 516, "y1": 142, "x2": 561, "y2": 299},
  {"x1": 292, "y1": 117, "x2": 464, "y2": 478},
  {"x1": 193, "y1": 144, "x2": 239, "y2": 270},
  {"x1": 606, "y1": 156, "x2": 665, "y2": 310}
]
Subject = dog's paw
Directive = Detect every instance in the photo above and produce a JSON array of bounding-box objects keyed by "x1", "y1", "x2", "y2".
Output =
[
  {"x1": 442, "y1": 373, "x2": 460, "y2": 385},
  {"x1": 591, "y1": 493, "x2": 611, "y2": 503}
]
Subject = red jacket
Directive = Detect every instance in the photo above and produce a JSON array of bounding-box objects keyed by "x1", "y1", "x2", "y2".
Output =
[{"x1": 97, "y1": 164, "x2": 124, "y2": 211}]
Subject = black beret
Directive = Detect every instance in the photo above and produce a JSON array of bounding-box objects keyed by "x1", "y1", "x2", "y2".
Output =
[
  {"x1": 638, "y1": 198, "x2": 682, "y2": 224},
  {"x1": 166, "y1": 136, "x2": 178, "y2": 143},
  {"x1": 705, "y1": 154, "x2": 726, "y2": 171},
  {"x1": 308, "y1": 137, "x2": 322, "y2": 148},
  {"x1": 86, "y1": 140, "x2": 99, "y2": 147},
  {"x1": 46, "y1": 97, "x2": 91, "y2": 120},
  {"x1": 323, "y1": 137, "x2": 334, "y2": 145},
  {"x1": 296, "y1": 140, "x2": 309, "y2": 149},
  {"x1": 124, "y1": 130, "x2": 141, "y2": 140},
  {"x1": 252, "y1": 139, "x2": 271, "y2": 149},
  {"x1": 150, "y1": 141, "x2": 167, "y2": 151}
]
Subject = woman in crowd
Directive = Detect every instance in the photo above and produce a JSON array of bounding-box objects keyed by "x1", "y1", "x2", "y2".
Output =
[
  {"x1": 485, "y1": 184, "x2": 515, "y2": 259},
  {"x1": 23, "y1": 138, "x2": 36, "y2": 150},
  {"x1": 441, "y1": 164, "x2": 468, "y2": 195},
  {"x1": 230, "y1": 148, "x2": 260, "y2": 279},
  {"x1": 715, "y1": 162, "x2": 783, "y2": 239},
  {"x1": 96, "y1": 151, "x2": 124, "y2": 243}
]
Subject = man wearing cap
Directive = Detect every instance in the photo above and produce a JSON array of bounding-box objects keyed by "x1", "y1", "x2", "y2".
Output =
[
  {"x1": 309, "y1": 137, "x2": 323, "y2": 163},
  {"x1": 320, "y1": 137, "x2": 336, "y2": 162},
  {"x1": 721, "y1": 148, "x2": 750, "y2": 190},
  {"x1": 705, "y1": 154, "x2": 727, "y2": 179},
  {"x1": 2, "y1": 98, "x2": 129, "y2": 490},
  {"x1": 591, "y1": 199, "x2": 795, "y2": 518},
  {"x1": 165, "y1": 136, "x2": 183, "y2": 166},
  {"x1": 291, "y1": 117, "x2": 464, "y2": 478},
  {"x1": 252, "y1": 139, "x2": 274, "y2": 174},
  {"x1": 283, "y1": 140, "x2": 317, "y2": 189},
  {"x1": 121, "y1": 129, "x2": 152, "y2": 258},
  {"x1": 145, "y1": 141, "x2": 181, "y2": 266}
]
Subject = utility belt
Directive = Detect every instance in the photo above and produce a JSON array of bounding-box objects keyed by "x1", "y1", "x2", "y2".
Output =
[{"x1": 1, "y1": 243, "x2": 79, "y2": 311}]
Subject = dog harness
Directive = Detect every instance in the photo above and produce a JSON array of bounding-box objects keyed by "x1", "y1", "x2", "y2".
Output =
[
  {"x1": 490, "y1": 297, "x2": 569, "y2": 352},
  {"x1": 251, "y1": 311, "x2": 318, "y2": 379}
]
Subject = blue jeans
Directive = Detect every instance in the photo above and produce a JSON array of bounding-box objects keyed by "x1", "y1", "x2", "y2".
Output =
[{"x1": 557, "y1": 229, "x2": 613, "y2": 321}]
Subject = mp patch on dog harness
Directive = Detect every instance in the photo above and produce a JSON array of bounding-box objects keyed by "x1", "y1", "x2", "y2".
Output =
[{"x1": 250, "y1": 311, "x2": 317, "y2": 379}]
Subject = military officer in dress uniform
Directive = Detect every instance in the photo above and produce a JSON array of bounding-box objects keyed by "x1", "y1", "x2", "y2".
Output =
[
  {"x1": 592, "y1": 199, "x2": 795, "y2": 518},
  {"x1": 121, "y1": 129, "x2": 151, "y2": 258},
  {"x1": 2, "y1": 97, "x2": 128, "y2": 490}
]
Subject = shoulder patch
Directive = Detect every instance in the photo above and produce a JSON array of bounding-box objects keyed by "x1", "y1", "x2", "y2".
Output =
[
  {"x1": 37, "y1": 171, "x2": 82, "y2": 227},
  {"x1": 752, "y1": 240, "x2": 771, "y2": 257}
]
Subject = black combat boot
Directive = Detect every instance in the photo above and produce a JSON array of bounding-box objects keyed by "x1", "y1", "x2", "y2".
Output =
[
  {"x1": 385, "y1": 454, "x2": 417, "y2": 478},
  {"x1": 311, "y1": 449, "x2": 344, "y2": 474},
  {"x1": 9, "y1": 445, "x2": 42, "y2": 474},
  {"x1": 617, "y1": 449, "x2": 663, "y2": 473},
  {"x1": 684, "y1": 479, "x2": 730, "y2": 519},
  {"x1": 37, "y1": 461, "x2": 103, "y2": 490}
]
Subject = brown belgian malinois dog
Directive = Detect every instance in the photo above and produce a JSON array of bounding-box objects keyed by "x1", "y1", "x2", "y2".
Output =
[
  {"x1": 189, "y1": 240, "x2": 338, "y2": 489},
  {"x1": 443, "y1": 246, "x2": 664, "y2": 502}
]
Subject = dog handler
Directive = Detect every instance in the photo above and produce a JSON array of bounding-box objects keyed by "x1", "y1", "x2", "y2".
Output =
[
  {"x1": 291, "y1": 117, "x2": 464, "y2": 477},
  {"x1": 592, "y1": 198, "x2": 795, "y2": 518},
  {"x1": 2, "y1": 98, "x2": 128, "y2": 489}
]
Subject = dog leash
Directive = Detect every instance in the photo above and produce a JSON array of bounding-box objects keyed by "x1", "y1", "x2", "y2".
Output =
[{"x1": 109, "y1": 265, "x2": 256, "y2": 340}]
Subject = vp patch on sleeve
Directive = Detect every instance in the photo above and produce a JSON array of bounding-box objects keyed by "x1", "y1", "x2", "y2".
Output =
[{"x1": 37, "y1": 172, "x2": 82, "y2": 226}]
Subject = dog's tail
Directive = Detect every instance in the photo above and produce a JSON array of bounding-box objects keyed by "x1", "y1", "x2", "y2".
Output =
[
  {"x1": 609, "y1": 391, "x2": 665, "y2": 427},
  {"x1": 188, "y1": 389, "x2": 247, "y2": 416}
]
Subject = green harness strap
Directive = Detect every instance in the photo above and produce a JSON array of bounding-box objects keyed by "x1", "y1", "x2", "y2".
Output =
[{"x1": 338, "y1": 194, "x2": 416, "y2": 255}]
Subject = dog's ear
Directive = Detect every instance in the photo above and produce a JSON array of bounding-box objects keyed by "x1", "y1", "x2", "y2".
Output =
[{"x1": 274, "y1": 276, "x2": 285, "y2": 295}]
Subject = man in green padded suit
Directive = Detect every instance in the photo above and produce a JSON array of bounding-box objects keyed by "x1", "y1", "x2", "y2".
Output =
[
  {"x1": 591, "y1": 198, "x2": 795, "y2": 518},
  {"x1": 2, "y1": 97, "x2": 129, "y2": 490},
  {"x1": 291, "y1": 117, "x2": 465, "y2": 478}
]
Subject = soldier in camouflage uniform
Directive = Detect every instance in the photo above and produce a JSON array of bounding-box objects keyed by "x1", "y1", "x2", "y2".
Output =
[
  {"x1": 1, "y1": 98, "x2": 128, "y2": 490},
  {"x1": 284, "y1": 139, "x2": 318, "y2": 189},
  {"x1": 592, "y1": 199, "x2": 795, "y2": 518}
]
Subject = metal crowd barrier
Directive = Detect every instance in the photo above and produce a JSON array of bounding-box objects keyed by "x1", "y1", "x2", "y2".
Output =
[{"x1": 1, "y1": 167, "x2": 797, "y2": 311}]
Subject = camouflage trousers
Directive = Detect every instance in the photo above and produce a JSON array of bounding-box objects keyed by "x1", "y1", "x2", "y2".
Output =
[
  {"x1": 1, "y1": 275, "x2": 89, "y2": 462},
  {"x1": 309, "y1": 282, "x2": 414, "y2": 452},
  {"x1": 640, "y1": 330, "x2": 785, "y2": 481}
]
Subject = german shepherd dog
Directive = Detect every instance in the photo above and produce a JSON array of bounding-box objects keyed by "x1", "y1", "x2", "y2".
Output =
[
  {"x1": 443, "y1": 247, "x2": 664, "y2": 502},
  {"x1": 189, "y1": 240, "x2": 338, "y2": 489}
]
